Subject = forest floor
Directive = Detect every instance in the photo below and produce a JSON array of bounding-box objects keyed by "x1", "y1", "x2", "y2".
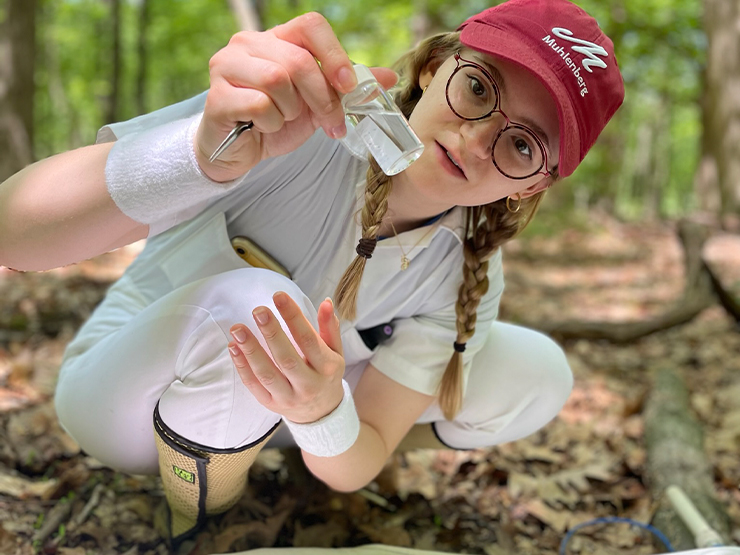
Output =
[{"x1": 1, "y1": 212, "x2": 739, "y2": 555}]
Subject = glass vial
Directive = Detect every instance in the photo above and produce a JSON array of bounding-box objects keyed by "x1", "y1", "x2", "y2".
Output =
[{"x1": 339, "y1": 64, "x2": 424, "y2": 176}]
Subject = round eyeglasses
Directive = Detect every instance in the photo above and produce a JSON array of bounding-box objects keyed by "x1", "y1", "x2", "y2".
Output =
[{"x1": 445, "y1": 52, "x2": 551, "y2": 180}]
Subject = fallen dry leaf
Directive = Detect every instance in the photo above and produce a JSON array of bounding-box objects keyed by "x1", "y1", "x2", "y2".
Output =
[
  {"x1": 0, "y1": 470, "x2": 58, "y2": 499},
  {"x1": 357, "y1": 522, "x2": 413, "y2": 547},
  {"x1": 0, "y1": 388, "x2": 33, "y2": 412},
  {"x1": 515, "y1": 444, "x2": 566, "y2": 465},
  {"x1": 215, "y1": 506, "x2": 293, "y2": 552},
  {"x1": 214, "y1": 522, "x2": 271, "y2": 552},
  {"x1": 521, "y1": 498, "x2": 570, "y2": 533},
  {"x1": 292, "y1": 520, "x2": 348, "y2": 548},
  {"x1": 394, "y1": 451, "x2": 438, "y2": 501},
  {"x1": 508, "y1": 472, "x2": 579, "y2": 509}
]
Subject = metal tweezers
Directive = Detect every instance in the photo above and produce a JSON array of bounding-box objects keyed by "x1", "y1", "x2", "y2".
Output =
[{"x1": 208, "y1": 120, "x2": 254, "y2": 163}]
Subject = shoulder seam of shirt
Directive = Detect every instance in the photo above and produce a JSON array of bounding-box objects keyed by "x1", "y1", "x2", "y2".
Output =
[{"x1": 437, "y1": 206, "x2": 465, "y2": 245}]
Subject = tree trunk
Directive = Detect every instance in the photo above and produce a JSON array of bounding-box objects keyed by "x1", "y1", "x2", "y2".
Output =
[
  {"x1": 105, "y1": 0, "x2": 122, "y2": 125},
  {"x1": 253, "y1": 0, "x2": 266, "y2": 24},
  {"x1": 227, "y1": 0, "x2": 262, "y2": 32},
  {"x1": 0, "y1": 0, "x2": 37, "y2": 182},
  {"x1": 697, "y1": 0, "x2": 740, "y2": 225},
  {"x1": 135, "y1": 0, "x2": 150, "y2": 116},
  {"x1": 411, "y1": 0, "x2": 432, "y2": 46},
  {"x1": 644, "y1": 367, "x2": 731, "y2": 549},
  {"x1": 631, "y1": 122, "x2": 653, "y2": 216},
  {"x1": 694, "y1": 67, "x2": 721, "y2": 215}
]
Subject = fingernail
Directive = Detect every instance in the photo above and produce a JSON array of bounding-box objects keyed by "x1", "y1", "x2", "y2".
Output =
[
  {"x1": 330, "y1": 124, "x2": 346, "y2": 139},
  {"x1": 229, "y1": 344, "x2": 240, "y2": 356},
  {"x1": 273, "y1": 291, "x2": 287, "y2": 308},
  {"x1": 338, "y1": 66, "x2": 357, "y2": 92},
  {"x1": 253, "y1": 308, "x2": 269, "y2": 326},
  {"x1": 324, "y1": 297, "x2": 334, "y2": 308},
  {"x1": 231, "y1": 328, "x2": 247, "y2": 343}
]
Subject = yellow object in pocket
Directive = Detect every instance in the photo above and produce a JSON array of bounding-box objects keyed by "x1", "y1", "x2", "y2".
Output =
[{"x1": 230, "y1": 236, "x2": 291, "y2": 279}]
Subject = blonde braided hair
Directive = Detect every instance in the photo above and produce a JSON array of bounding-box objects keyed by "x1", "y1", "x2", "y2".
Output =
[
  {"x1": 334, "y1": 32, "x2": 553, "y2": 419},
  {"x1": 335, "y1": 158, "x2": 392, "y2": 320},
  {"x1": 438, "y1": 194, "x2": 545, "y2": 419}
]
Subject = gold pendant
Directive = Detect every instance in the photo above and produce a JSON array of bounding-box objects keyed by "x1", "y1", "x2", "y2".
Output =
[{"x1": 400, "y1": 256, "x2": 410, "y2": 271}]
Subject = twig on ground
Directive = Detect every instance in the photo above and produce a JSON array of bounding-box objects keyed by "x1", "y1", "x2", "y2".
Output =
[
  {"x1": 47, "y1": 482, "x2": 107, "y2": 549},
  {"x1": 357, "y1": 488, "x2": 396, "y2": 511},
  {"x1": 70, "y1": 482, "x2": 106, "y2": 529},
  {"x1": 32, "y1": 498, "x2": 73, "y2": 545}
]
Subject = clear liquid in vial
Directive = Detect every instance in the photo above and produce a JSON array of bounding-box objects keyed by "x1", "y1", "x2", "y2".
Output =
[
  {"x1": 345, "y1": 109, "x2": 424, "y2": 175},
  {"x1": 339, "y1": 64, "x2": 424, "y2": 175}
]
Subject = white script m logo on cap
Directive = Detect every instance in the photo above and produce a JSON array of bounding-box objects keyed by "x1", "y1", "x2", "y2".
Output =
[{"x1": 551, "y1": 27, "x2": 608, "y2": 73}]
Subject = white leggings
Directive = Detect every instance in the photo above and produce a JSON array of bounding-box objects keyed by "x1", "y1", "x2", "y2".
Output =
[{"x1": 55, "y1": 269, "x2": 572, "y2": 476}]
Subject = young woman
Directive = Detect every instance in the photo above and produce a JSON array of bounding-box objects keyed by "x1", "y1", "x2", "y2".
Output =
[{"x1": 0, "y1": 0, "x2": 624, "y2": 544}]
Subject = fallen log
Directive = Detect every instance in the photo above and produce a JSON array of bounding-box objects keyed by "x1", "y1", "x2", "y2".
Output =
[
  {"x1": 643, "y1": 367, "x2": 731, "y2": 550},
  {"x1": 704, "y1": 260, "x2": 740, "y2": 325},
  {"x1": 529, "y1": 221, "x2": 736, "y2": 343},
  {"x1": 533, "y1": 295, "x2": 713, "y2": 343}
]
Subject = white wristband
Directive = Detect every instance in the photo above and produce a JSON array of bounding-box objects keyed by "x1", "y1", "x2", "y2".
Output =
[
  {"x1": 284, "y1": 380, "x2": 360, "y2": 458},
  {"x1": 105, "y1": 112, "x2": 246, "y2": 226}
]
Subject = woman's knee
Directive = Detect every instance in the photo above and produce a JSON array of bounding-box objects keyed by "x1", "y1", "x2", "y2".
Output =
[
  {"x1": 184, "y1": 268, "x2": 318, "y2": 333},
  {"x1": 518, "y1": 326, "x2": 573, "y2": 411},
  {"x1": 489, "y1": 322, "x2": 572, "y2": 407},
  {"x1": 436, "y1": 323, "x2": 573, "y2": 448}
]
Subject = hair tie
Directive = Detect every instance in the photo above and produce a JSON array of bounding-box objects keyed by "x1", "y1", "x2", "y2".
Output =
[
  {"x1": 453, "y1": 341, "x2": 466, "y2": 353},
  {"x1": 356, "y1": 237, "x2": 377, "y2": 259}
]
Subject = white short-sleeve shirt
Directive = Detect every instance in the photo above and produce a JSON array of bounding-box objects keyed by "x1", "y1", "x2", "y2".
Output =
[{"x1": 87, "y1": 92, "x2": 504, "y2": 396}]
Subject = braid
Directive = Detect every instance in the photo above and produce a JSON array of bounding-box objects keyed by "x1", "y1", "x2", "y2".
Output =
[
  {"x1": 438, "y1": 194, "x2": 546, "y2": 420},
  {"x1": 334, "y1": 158, "x2": 393, "y2": 320}
]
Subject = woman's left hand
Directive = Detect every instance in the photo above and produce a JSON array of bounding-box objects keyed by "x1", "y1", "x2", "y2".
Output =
[{"x1": 228, "y1": 292, "x2": 345, "y2": 424}]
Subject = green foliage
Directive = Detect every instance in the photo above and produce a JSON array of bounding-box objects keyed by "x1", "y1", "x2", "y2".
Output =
[
  {"x1": 144, "y1": 0, "x2": 237, "y2": 114},
  {"x1": 34, "y1": 0, "x2": 237, "y2": 158},
  {"x1": 261, "y1": 0, "x2": 497, "y2": 67},
  {"x1": 565, "y1": 0, "x2": 704, "y2": 218},
  {"x1": 31, "y1": 0, "x2": 706, "y2": 218}
]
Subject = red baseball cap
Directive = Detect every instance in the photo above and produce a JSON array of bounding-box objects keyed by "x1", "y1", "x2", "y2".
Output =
[{"x1": 458, "y1": 0, "x2": 625, "y2": 177}]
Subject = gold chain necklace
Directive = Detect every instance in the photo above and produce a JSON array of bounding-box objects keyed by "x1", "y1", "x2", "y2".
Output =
[{"x1": 388, "y1": 218, "x2": 440, "y2": 271}]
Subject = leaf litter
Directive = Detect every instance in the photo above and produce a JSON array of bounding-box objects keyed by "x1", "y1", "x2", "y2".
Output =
[{"x1": 0, "y1": 219, "x2": 739, "y2": 554}]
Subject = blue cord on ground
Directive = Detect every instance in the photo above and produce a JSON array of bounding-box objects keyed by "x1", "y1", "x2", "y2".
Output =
[{"x1": 559, "y1": 516, "x2": 675, "y2": 554}]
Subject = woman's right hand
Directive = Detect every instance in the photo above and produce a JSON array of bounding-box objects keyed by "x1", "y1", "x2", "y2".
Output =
[{"x1": 194, "y1": 12, "x2": 398, "y2": 183}]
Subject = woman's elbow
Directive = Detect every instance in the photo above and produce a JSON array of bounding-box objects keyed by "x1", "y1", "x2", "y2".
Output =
[{"x1": 304, "y1": 454, "x2": 386, "y2": 493}]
